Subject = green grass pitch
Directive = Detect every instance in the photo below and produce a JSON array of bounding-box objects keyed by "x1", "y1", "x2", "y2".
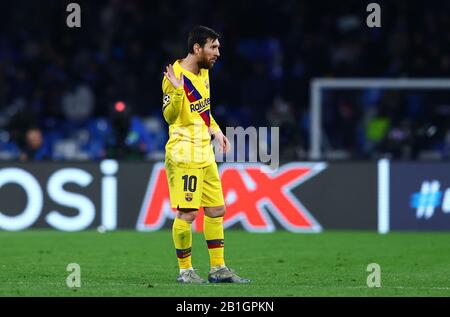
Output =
[{"x1": 1, "y1": 230, "x2": 449, "y2": 296}]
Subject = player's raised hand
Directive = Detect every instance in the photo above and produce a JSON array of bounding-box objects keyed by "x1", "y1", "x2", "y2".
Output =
[{"x1": 164, "y1": 64, "x2": 184, "y2": 89}]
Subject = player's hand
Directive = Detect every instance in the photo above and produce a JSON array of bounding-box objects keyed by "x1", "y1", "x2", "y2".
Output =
[
  {"x1": 164, "y1": 64, "x2": 184, "y2": 89},
  {"x1": 213, "y1": 130, "x2": 231, "y2": 153}
]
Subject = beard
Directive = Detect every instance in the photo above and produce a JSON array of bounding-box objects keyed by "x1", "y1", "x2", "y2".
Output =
[{"x1": 198, "y1": 57, "x2": 215, "y2": 70}]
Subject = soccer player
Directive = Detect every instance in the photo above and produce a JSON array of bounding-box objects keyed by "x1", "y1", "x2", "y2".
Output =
[{"x1": 162, "y1": 26, "x2": 250, "y2": 284}]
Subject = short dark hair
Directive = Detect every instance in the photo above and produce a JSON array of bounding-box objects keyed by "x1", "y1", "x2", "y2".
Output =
[{"x1": 188, "y1": 25, "x2": 220, "y2": 53}]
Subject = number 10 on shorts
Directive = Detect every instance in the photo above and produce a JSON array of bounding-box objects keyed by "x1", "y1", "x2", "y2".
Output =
[
  {"x1": 176, "y1": 168, "x2": 202, "y2": 208},
  {"x1": 182, "y1": 175, "x2": 198, "y2": 192}
]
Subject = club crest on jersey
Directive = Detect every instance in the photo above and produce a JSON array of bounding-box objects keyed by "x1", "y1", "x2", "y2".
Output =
[
  {"x1": 205, "y1": 80, "x2": 209, "y2": 89},
  {"x1": 185, "y1": 193, "x2": 193, "y2": 202}
]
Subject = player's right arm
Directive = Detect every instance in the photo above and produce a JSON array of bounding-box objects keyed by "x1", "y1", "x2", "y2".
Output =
[{"x1": 162, "y1": 64, "x2": 184, "y2": 124}]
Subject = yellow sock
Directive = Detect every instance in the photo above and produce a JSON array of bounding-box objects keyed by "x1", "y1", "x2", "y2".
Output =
[
  {"x1": 204, "y1": 216, "x2": 225, "y2": 268},
  {"x1": 172, "y1": 217, "x2": 192, "y2": 270}
]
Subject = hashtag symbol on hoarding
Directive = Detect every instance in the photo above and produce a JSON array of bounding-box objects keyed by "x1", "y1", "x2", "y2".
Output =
[{"x1": 410, "y1": 181, "x2": 442, "y2": 219}]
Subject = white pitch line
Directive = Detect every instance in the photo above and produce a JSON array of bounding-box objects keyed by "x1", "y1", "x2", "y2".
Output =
[{"x1": 3, "y1": 282, "x2": 450, "y2": 291}]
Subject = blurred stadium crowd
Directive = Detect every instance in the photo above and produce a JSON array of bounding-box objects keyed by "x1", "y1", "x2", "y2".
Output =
[{"x1": 1, "y1": 0, "x2": 450, "y2": 161}]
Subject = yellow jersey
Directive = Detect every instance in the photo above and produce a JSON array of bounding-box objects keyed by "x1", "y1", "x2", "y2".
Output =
[{"x1": 162, "y1": 60, "x2": 222, "y2": 168}]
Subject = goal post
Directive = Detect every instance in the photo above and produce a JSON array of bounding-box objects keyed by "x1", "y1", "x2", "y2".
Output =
[{"x1": 309, "y1": 78, "x2": 450, "y2": 160}]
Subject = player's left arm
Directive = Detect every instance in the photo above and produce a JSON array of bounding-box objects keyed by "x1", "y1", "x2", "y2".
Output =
[{"x1": 209, "y1": 115, "x2": 230, "y2": 153}]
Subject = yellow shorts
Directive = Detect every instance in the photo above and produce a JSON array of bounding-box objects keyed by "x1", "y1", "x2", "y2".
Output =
[{"x1": 165, "y1": 160, "x2": 225, "y2": 209}]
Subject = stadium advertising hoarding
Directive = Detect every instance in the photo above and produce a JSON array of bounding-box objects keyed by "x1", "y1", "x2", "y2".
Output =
[
  {"x1": 385, "y1": 162, "x2": 450, "y2": 231},
  {"x1": 0, "y1": 161, "x2": 376, "y2": 232}
]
